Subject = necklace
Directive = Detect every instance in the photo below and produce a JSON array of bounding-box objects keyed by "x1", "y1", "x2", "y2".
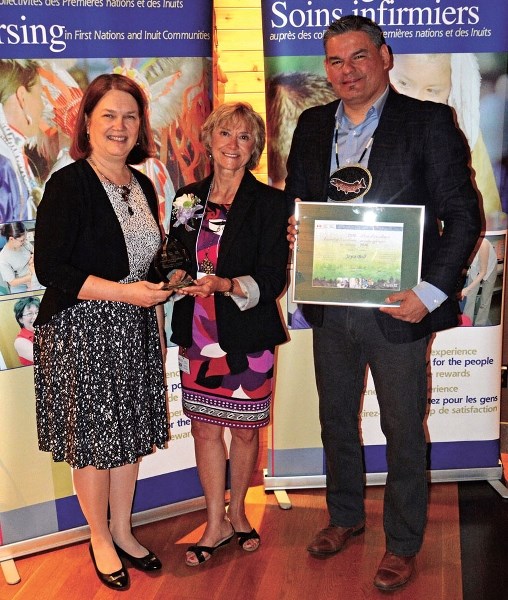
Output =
[
  {"x1": 209, "y1": 178, "x2": 234, "y2": 211},
  {"x1": 88, "y1": 157, "x2": 134, "y2": 215},
  {"x1": 328, "y1": 124, "x2": 376, "y2": 202},
  {"x1": 197, "y1": 180, "x2": 228, "y2": 275}
]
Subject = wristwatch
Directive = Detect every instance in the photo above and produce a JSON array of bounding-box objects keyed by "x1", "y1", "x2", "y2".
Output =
[{"x1": 223, "y1": 278, "x2": 235, "y2": 296}]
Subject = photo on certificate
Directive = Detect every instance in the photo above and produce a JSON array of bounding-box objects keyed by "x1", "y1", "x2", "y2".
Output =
[{"x1": 293, "y1": 203, "x2": 425, "y2": 307}]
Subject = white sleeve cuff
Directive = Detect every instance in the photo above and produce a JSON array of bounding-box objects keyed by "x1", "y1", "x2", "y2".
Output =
[
  {"x1": 230, "y1": 275, "x2": 259, "y2": 311},
  {"x1": 413, "y1": 281, "x2": 447, "y2": 313}
]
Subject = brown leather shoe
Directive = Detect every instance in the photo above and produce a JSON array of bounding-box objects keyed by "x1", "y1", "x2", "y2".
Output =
[
  {"x1": 373, "y1": 551, "x2": 416, "y2": 591},
  {"x1": 307, "y1": 523, "x2": 365, "y2": 556}
]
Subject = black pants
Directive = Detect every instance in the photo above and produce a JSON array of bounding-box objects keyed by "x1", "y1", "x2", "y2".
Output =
[{"x1": 313, "y1": 306, "x2": 429, "y2": 556}]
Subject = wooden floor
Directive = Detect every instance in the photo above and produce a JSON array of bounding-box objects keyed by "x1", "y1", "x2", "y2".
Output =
[{"x1": 1, "y1": 442, "x2": 507, "y2": 599}]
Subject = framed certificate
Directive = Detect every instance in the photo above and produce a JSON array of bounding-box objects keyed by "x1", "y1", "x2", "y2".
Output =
[{"x1": 292, "y1": 202, "x2": 425, "y2": 307}]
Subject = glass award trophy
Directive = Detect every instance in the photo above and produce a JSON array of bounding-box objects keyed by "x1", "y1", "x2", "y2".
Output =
[{"x1": 154, "y1": 234, "x2": 193, "y2": 290}]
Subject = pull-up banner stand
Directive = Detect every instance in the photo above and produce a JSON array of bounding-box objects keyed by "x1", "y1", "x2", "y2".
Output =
[
  {"x1": 261, "y1": 0, "x2": 508, "y2": 506},
  {"x1": 0, "y1": 3, "x2": 213, "y2": 584}
]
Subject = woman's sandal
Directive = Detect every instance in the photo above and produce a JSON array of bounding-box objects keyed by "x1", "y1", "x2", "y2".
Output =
[
  {"x1": 185, "y1": 532, "x2": 235, "y2": 567},
  {"x1": 236, "y1": 528, "x2": 260, "y2": 552}
]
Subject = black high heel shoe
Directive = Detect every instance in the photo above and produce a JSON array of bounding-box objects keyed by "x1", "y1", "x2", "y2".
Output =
[
  {"x1": 113, "y1": 542, "x2": 162, "y2": 571},
  {"x1": 89, "y1": 543, "x2": 130, "y2": 591}
]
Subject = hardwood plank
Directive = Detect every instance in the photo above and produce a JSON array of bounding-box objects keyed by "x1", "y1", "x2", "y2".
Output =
[
  {"x1": 0, "y1": 478, "x2": 465, "y2": 600},
  {"x1": 216, "y1": 30, "x2": 264, "y2": 52},
  {"x1": 214, "y1": 0, "x2": 261, "y2": 7},
  {"x1": 220, "y1": 71, "x2": 266, "y2": 94},
  {"x1": 459, "y1": 481, "x2": 508, "y2": 600},
  {"x1": 217, "y1": 50, "x2": 265, "y2": 73},
  {"x1": 223, "y1": 92, "x2": 265, "y2": 113},
  {"x1": 215, "y1": 8, "x2": 262, "y2": 29}
]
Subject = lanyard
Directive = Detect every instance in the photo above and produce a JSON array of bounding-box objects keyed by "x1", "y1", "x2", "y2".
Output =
[{"x1": 334, "y1": 123, "x2": 376, "y2": 169}]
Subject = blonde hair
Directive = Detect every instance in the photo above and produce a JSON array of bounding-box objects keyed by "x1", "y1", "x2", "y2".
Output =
[{"x1": 201, "y1": 102, "x2": 265, "y2": 170}]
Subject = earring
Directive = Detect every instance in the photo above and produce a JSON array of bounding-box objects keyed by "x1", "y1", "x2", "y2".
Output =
[{"x1": 25, "y1": 112, "x2": 32, "y2": 127}]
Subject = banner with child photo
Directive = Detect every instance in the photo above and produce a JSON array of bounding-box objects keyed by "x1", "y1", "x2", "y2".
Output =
[{"x1": 261, "y1": 0, "x2": 507, "y2": 489}]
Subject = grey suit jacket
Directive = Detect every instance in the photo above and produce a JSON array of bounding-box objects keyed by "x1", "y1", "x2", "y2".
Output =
[{"x1": 285, "y1": 87, "x2": 482, "y2": 342}]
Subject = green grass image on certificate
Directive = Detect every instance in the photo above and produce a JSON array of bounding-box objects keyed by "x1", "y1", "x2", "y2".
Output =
[{"x1": 311, "y1": 220, "x2": 404, "y2": 290}]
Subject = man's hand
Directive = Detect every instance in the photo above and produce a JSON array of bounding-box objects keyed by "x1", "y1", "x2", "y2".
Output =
[
  {"x1": 379, "y1": 289, "x2": 429, "y2": 323},
  {"x1": 287, "y1": 199, "x2": 301, "y2": 249}
]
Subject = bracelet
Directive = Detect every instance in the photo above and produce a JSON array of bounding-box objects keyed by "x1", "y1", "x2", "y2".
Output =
[{"x1": 222, "y1": 277, "x2": 235, "y2": 296}]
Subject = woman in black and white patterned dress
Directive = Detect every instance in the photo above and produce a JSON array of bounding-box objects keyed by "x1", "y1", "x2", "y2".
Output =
[{"x1": 34, "y1": 74, "x2": 177, "y2": 591}]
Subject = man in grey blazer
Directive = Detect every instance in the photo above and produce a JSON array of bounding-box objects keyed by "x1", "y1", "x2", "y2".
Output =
[{"x1": 285, "y1": 15, "x2": 481, "y2": 591}]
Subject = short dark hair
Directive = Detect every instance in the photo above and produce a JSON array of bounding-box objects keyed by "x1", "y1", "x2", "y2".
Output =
[
  {"x1": 70, "y1": 73, "x2": 156, "y2": 164},
  {"x1": 13, "y1": 296, "x2": 40, "y2": 326},
  {"x1": 201, "y1": 102, "x2": 266, "y2": 171},
  {"x1": 323, "y1": 15, "x2": 387, "y2": 53},
  {"x1": 1, "y1": 221, "x2": 26, "y2": 240}
]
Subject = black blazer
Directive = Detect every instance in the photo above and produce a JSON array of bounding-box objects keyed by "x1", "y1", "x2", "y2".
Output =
[
  {"x1": 34, "y1": 159, "x2": 161, "y2": 325},
  {"x1": 170, "y1": 170, "x2": 289, "y2": 353},
  {"x1": 285, "y1": 88, "x2": 482, "y2": 342}
]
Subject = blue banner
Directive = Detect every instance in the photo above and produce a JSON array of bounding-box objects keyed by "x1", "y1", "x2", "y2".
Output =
[
  {"x1": 262, "y1": 0, "x2": 507, "y2": 483},
  {"x1": 0, "y1": 2, "x2": 212, "y2": 553},
  {"x1": 262, "y1": 0, "x2": 508, "y2": 56},
  {"x1": 0, "y1": 5, "x2": 211, "y2": 58}
]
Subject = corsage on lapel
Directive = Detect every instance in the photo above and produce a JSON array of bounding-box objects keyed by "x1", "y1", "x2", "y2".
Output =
[{"x1": 172, "y1": 193, "x2": 204, "y2": 231}]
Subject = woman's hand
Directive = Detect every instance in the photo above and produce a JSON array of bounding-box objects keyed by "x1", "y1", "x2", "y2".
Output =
[
  {"x1": 79, "y1": 274, "x2": 176, "y2": 306},
  {"x1": 177, "y1": 275, "x2": 233, "y2": 298},
  {"x1": 460, "y1": 286, "x2": 471, "y2": 299},
  {"x1": 169, "y1": 269, "x2": 188, "y2": 284},
  {"x1": 161, "y1": 269, "x2": 194, "y2": 290},
  {"x1": 123, "y1": 280, "x2": 176, "y2": 307}
]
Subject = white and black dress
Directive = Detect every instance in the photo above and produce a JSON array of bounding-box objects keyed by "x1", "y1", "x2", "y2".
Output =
[{"x1": 35, "y1": 177, "x2": 169, "y2": 470}]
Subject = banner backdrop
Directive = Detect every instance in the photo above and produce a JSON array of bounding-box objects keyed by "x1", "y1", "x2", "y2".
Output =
[
  {"x1": 0, "y1": 3, "x2": 212, "y2": 553},
  {"x1": 261, "y1": 0, "x2": 507, "y2": 486}
]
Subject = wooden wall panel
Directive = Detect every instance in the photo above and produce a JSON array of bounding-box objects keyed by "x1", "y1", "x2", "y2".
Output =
[
  {"x1": 215, "y1": 8, "x2": 262, "y2": 30},
  {"x1": 216, "y1": 51, "x2": 264, "y2": 74},
  {"x1": 220, "y1": 71, "x2": 265, "y2": 94},
  {"x1": 223, "y1": 92, "x2": 266, "y2": 115},
  {"x1": 214, "y1": 1, "x2": 267, "y2": 182},
  {"x1": 215, "y1": 0, "x2": 260, "y2": 8},
  {"x1": 215, "y1": 30, "x2": 264, "y2": 51}
]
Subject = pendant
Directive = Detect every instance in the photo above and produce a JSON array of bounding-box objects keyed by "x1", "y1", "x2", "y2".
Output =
[
  {"x1": 198, "y1": 254, "x2": 215, "y2": 275},
  {"x1": 328, "y1": 164, "x2": 372, "y2": 202}
]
